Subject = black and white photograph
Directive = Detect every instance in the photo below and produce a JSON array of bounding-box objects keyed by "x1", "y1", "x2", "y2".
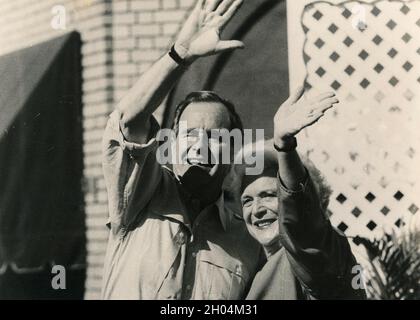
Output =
[{"x1": 0, "y1": 0, "x2": 419, "y2": 305}]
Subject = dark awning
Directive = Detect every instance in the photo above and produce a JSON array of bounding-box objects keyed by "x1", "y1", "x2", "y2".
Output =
[{"x1": 0, "y1": 32, "x2": 85, "y2": 273}]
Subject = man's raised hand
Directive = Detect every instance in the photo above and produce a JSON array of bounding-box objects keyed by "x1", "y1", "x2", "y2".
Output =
[
  {"x1": 273, "y1": 86, "x2": 339, "y2": 150},
  {"x1": 174, "y1": 0, "x2": 245, "y2": 63}
]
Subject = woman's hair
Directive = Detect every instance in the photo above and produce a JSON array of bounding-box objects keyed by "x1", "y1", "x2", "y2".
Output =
[
  {"x1": 299, "y1": 154, "x2": 333, "y2": 211},
  {"x1": 172, "y1": 91, "x2": 243, "y2": 135},
  {"x1": 226, "y1": 140, "x2": 333, "y2": 212}
]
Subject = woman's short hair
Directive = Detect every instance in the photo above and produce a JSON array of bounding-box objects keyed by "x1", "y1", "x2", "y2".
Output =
[
  {"x1": 226, "y1": 140, "x2": 333, "y2": 212},
  {"x1": 299, "y1": 155, "x2": 333, "y2": 211}
]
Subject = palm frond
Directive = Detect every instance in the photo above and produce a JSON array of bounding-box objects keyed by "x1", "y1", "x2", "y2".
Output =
[{"x1": 359, "y1": 220, "x2": 420, "y2": 300}]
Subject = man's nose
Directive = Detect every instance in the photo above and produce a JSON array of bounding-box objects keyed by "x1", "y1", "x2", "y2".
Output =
[
  {"x1": 191, "y1": 131, "x2": 208, "y2": 153},
  {"x1": 251, "y1": 198, "x2": 266, "y2": 218}
]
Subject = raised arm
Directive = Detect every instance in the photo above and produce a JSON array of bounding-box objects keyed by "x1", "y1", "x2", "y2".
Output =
[
  {"x1": 273, "y1": 86, "x2": 338, "y2": 190},
  {"x1": 103, "y1": 0, "x2": 246, "y2": 234},
  {"x1": 118, "y1": 0, "x2": 245, "y2": 143},
  {"x1": 272, "y1": 88, "x2": 365, "y2": 299}
]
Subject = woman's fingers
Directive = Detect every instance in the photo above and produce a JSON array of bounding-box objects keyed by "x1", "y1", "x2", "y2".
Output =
[
  {"x1": 313, "y1": 97, "x2": 339, "y2": 112},
  {"x1": 301, "y1": 113, "x2": 325, "y2": 130},
  {"x1": 304, "y1": 97, "x2": 337, "y2": 115},
  {"x1": 307, "y1": 92, "x2": 336, "y2": 105},
  {"x1": 278, "y1": 90, "x2": 339, "y2": 134},
  {"x1": 287, "y1": 85, "x2": 305, "y2": 104},
  {"x1": 307, "y1": 115, "x2": 323, "y2": 126},
  {"x1": 300, "y1": 97, "x2": 338, "y2": 128}
]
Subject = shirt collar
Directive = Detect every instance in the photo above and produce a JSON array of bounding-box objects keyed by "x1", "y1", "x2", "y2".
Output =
[
  {"x1": 162, "y1": 167, "x2": 238, "y2": 232},
  {"x1": 188, "y1": 192, "x2": 232, "y2": 232}
]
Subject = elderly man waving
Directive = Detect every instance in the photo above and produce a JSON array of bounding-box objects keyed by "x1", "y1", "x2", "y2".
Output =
[{"x1": 101, "y1": 0, "x2": 262, "y2": 300}]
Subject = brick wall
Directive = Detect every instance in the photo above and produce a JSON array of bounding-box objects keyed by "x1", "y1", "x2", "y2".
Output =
[
  {"x1": 111, "y1": 0, "x2": 195, "y2": 121},
  {"x1": 0, "y1": 0, "x2": 194, "y2": 299}
]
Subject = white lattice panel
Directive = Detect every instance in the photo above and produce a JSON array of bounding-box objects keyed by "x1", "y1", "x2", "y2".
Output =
[{"x1": 290, "y1": 0, "x2": 420, "y2": 245}]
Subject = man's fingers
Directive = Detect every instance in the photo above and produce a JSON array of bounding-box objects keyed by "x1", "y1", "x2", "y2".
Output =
[
  {"x1": 196, "y1": 0, "x2": 205, "y2": 10},
  {"x1": 205, "y1": 0, "x2": 223, "y2": 14},
  {"x1": 287, "y1": 85, "x2": 305, "y2": 104},
  {"x1": 215, "y1": 40, "x2": 245, "y2": 53},
  {"x1": 220, "y1": 0, "x2": 243, "y2": 26},
  {"x1": 215, "y1": 0, "x2": 236, "y2": 15},
  {"x1": 195, "y1": 0, "x2": 206, "y2": 23}
]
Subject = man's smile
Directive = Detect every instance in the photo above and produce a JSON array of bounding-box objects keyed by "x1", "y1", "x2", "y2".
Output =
[{"x1": 187, "y1": 157, "x2": 214, "y2": 168}]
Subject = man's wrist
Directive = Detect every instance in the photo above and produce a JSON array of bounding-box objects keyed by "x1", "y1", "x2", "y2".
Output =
[
  {"x1": 171, "y1": 43, "x2": 196, "y2": 66},
  {"x1": 273, "y1": 136, "x2": 297, "y2": 153}
]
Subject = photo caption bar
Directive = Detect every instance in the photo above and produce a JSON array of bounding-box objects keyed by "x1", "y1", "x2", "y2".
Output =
[{"x1": 159, "y1": 303, "x2": 258, "y2": 318}]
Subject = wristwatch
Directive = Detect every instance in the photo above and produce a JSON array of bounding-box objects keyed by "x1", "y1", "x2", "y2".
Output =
[
  {"x1": 273, "y1": 137, "x2": 297, "y2": 153},
  {"x1": 168, "y1": 45, "x2": 191, "y2": 67}
]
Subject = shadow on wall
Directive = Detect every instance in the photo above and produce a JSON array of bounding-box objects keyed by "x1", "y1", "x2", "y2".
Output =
[{"x1": 166, "y1": 0, "x2": 289, "y2": 138}]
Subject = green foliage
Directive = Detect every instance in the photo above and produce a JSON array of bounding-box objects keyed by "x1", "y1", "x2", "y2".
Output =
[{"x1": 357, "y1": 223, "x2": 420, "y2": 300}]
